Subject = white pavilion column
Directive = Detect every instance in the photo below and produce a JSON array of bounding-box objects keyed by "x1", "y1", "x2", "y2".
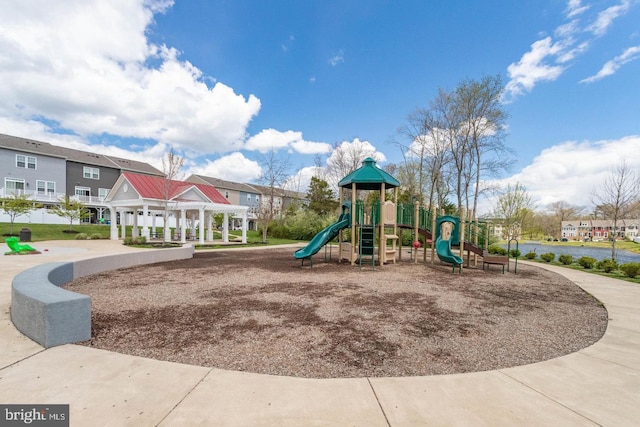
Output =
[
  {"x1": 120, "y1": 210, "x2": 127, "y2": 239},
  {"x1": 190, "y1": 212, "x2": 197, "y2": 240},
  {"x1": 132, "y1": 209, "x2": 139, "y2": 238},
  {"x1": 151, "y1": 213, "x2": 157, "y2": 239},
  {"x1": 109, "y1": 207, "x2": 118, "y2": 240},
  {"x1": 198, "y1": 207, "x2": 205, "y2": 245},
  {"x1": 164, "y1": 212, "x2": 172, "y2": 241},
  {"x1": 207, "y1": 212, "x2": 214, "y2": 242},
  {"x1": 180, "y1": 209, "x2": 187, "y2": 243},
  {"x1": 141, "y1": 204, "x2": 150, "y2": 239},
  {"x1": 222, "y1": 213, "x2": 229, "y2": 243},
  {"x1": 241, "y1": 212, "x2": 247, "y2": 243}
]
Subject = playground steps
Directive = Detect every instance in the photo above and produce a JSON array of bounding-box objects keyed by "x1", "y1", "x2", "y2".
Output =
[
  {"x1": 384, "y1": 234, "x2": 398, "y2": 264},
  {"x1": 359, "y1": 225, "x2": 375, "y2": 270}
]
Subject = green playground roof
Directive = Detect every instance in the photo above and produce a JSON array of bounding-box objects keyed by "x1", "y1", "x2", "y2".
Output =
[{"x1": 338, "y1": 157, "x2": 401, "y2": 190}]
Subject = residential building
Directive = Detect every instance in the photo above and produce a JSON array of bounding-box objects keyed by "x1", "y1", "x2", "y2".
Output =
[
  {"x1": 185, "y1": 174, "x2": 262, "y2": 230},
  {"x1": 249, "y1": 184, "x2": 307, "y2": 219},
  {"x1": 1, "y1": 133, "x2": 163, "y2": 224},
  {"x1": 561, "y1": 219, "x2": 640, "y2": 241}
]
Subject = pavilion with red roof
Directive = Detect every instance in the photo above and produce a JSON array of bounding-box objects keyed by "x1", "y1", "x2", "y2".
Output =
[{"x1": 104, "y1": 172, "x2": 249, "y2": 244}]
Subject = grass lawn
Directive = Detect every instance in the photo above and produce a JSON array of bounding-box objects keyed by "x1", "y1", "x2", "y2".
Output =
[
  {"x1": 1, "y1": 222, "x2": 113, "y2": 241},
  {"x1": 1, "y1": 222, "x2": 300, "y2": 247}
]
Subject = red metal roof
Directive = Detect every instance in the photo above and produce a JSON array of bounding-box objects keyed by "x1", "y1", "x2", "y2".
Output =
[{"x1": 121, "y1": 172, "x2": 229, "y2": 204}]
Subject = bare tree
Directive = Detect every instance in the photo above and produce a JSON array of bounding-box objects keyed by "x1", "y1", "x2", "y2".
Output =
[
  {"x1": 256, "y1": 150, "x2": 290, "y2": 243},
  {"x1": 591, "y1": 161, "x2": 639, "y2": 260},
  {"x1": 492, "y1": 182, "x2": 534, "y2": 241},
  {"x1": 161, "y1": 147, "x2": 184, "y2": 243},
  {"x1": 548, "y1": 201, "x2": 584, "y2": 239},
  {"x1": 394, "y1": 106, "x2": 452, "y2": 207},
  {"x1": 453, "y1": 75, "x2": 511, "y2": 215},
  {"x1": 324, "y1": 139, "x2": 381, "y2": 189}
]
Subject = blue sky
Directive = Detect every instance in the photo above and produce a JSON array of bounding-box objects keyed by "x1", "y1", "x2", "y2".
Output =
[{"x1": 1, "y1": 0, "x2": 639, "y2": 213}]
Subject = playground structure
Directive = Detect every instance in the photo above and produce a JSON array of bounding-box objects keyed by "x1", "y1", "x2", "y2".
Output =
[
  {"x1": 294, "y1": 158, "x2": 493, "y2": 271},
  {"x1": 5, "y1": 237, "x2": 39, "y2": 255}
]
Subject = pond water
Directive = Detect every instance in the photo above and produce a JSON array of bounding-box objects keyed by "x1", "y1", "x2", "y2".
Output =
[{"x1": 501, "y1": 242, "x2": 640, "y2": 264}]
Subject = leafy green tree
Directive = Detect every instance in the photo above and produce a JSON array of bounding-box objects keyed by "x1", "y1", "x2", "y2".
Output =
[
  {"x1": 1, "y1": 193, "x2": 35, "y2": 234},
  {"x1": 307, "y1": 176, "x2": 338, "y2": 215},
  {"x1": 49, "y1": 196, "x2": 91, "y2": 231}
]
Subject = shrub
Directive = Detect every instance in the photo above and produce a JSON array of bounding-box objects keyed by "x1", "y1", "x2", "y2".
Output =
[
  {"x1": 90, "y1": 233, "x2": 102, "y2": 240},
  {"x1": 596, "y1": 258, "x2": 618, "y2": 273},
  {"x1": 509, "y1": 249, "x2": 521, "y2": 258},
  {"x1": 577, "y1": 256, "x2": 597, "y2": 269},
  {"x1": 123, "y1": 236, "x2": 146, "y2": 245},
  {"x1": 488, "y1": 245, "x2": 507, "y2": 255},
  {"x1": 620, "y1": 262, "x2": 640, "y2": 278},
  {"x1": 75, "y1": 233, "x2": 88, "y2": 240},
  {"x1": 558, "y1": 254, "x2": 573, "y2": 265},
  {"x1": 524, "y1": 251, "x2": 537, "y2": 260},
  {"x1": 540, "y1": 252, "x2": 555, "y2": 263}
]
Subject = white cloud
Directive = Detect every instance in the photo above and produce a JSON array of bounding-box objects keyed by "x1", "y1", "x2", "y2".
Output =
[
  {"x1": 580, "y1": 45, "x2": 640, "y2": 83},
  {"x1": 244, "y1": 128, "x2": 331, "y2": 154},
  {"x1": 284, "y1": 166, "x2": 324, "y2": 193},
  {"x1": 588, "y1": 0, "x2": 631, "y2": 36},
  {"x1": 504, "y1": 37, "x2": 565, "y2": 100},
  {"x1": 484, "y1": 136, "x2": 640, "y2": 213},
  {"x1": 0, "y1": 0, "x2": 261, "y2": 154},
  {"x1": 565, "y1": 0, "x2": 590, "y2": 18},
  {"x1": 504, "y1": 0, "x2": 636, "y2": 101},
  {"x1": 329, "y1": 49, "x2": 345, "y2": 66},
  {"x1": 186, "y1": 152, "x2": 263, "y2": 183}
]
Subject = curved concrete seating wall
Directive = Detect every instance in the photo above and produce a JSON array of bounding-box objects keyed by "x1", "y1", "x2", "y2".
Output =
[{"x1": 11, "y1": 245, "x2": 194, "y2": 348}]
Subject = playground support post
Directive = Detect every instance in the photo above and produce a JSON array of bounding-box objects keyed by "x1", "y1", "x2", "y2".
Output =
[
  {"x1": 414, "y1": 203, "x2": 419, "y2": 264},
  {"x1": 351, "y1": 182, "x2": 356, "y2": 265},
  {"x1": 430, "y1": 205, "x2": 437, "y2": 264},
  {"x1": 459, "y1": 208, "x2": 466, "y2": 268}
]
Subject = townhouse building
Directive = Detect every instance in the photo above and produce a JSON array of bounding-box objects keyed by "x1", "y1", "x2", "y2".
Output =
[
  {"x1": 1, "y1": 133, "x2": 163, "y2": 224},
  {"x1": 249, "y1": 184, "x2": 307, "y2": 219},
  {"x1": 561, "y1": 219, "x2": 640, "y2": 241},
  {"x1": 2, "y1": 134, "x2": 310, "y2": 232}
]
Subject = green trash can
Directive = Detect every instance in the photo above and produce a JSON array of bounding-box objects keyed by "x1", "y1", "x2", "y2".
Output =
[{"x1": 20, "y1": 227, "x2": 31, "y2": 242}]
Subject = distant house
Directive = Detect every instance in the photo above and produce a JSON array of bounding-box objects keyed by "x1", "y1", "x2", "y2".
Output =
[
  {"x1": 249, "y1": 184, "x2": 307, "y2": 219},
  {"x1": 185, "y1": 174, "x2": 262, "y2": 230},
  {"x1": 105, "y1": 172, "x2": 248, "y2": 243}
]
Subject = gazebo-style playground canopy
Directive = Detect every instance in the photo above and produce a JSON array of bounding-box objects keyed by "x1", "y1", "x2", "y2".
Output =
[{"x1": 338, "y1": 157, "x2": 401, "y2": 266}]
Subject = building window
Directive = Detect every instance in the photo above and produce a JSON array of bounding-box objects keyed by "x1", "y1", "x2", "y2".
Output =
[
  {"x1": 225, "y1": 190, "x2": 229, "y2": 199},
  {"x1": 83, "y1": 166, "x2": 100, "y2": 179},
  {"x1": 246, "y1": 194, "x2": 251, "y2": 202},
  {"x1": 75, "y1": 186, "x2": 91, "y2": 201},
  {"x1": 255, "y1": 196, "x2": 259, "y2": 203},
  {"x1": 5, "y1": 178, "x2": 25, "y2": 194},
  {"x1": 98, "y1": 188, "x2": 110, "y2": 200},
  {"x1": 16, "y1": 154, "x2": 36, "y2": 169},
  {"x1": 36, "y1": 180, "x2": 56, "y2": 194}
]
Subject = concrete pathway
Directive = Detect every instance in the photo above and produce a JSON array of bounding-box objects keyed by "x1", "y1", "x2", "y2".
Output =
[{"x1": 1, "y1": 242, "x2": 639, "y2": 426}]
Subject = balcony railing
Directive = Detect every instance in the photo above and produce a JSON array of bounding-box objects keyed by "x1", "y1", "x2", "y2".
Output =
[{"x1": 0, "y1": 188, "x2": 108, "y2": 206}]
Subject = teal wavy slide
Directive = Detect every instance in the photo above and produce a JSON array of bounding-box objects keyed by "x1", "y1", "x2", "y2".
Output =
[
  {"x1": 435, "y1": 237, "x2": 463, "y2": 266},
  {"x1": 294, "y1": 217, "x2": 350, "y2": 259}
]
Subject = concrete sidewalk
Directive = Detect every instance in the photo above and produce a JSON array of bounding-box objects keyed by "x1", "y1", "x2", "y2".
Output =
[{"x1": 1, "y1": 242, "x2": 639, "y2": 426}]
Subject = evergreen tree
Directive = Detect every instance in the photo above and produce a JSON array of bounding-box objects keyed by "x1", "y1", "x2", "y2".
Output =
[{"x1": 307, "y1": 176, "x2": 338, "y2": 215}]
